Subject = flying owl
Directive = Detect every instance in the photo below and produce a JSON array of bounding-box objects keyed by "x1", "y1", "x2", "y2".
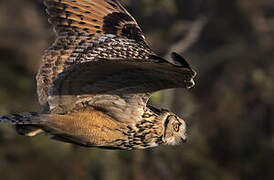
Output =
[{"x1": 0, "y1": 0, "x2": 196, "y2": 150}]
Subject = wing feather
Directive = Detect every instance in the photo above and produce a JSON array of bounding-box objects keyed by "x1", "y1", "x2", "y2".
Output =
[
  {"x1": 44, "y1": 0, "x2": 146, "y2": 42},
  {"x1": 38, "y1": 0, "x2": 151, "y2": 110},
  {"x1": 48, "y1": 59, "x2": 196, "y2": 122}
]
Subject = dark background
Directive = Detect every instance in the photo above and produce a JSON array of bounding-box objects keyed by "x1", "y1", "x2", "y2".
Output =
[{"x1": 0, "y1": 0, "x2": 273, "y2": 179}]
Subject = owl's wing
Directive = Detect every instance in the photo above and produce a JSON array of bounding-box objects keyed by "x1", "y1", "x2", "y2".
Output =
[
  {"x1": 37, "y1": 0, "x2": 151, "y2": 111},
  {"x1": 48, "y1": 57, "x2": 196, "y2": 123},
  {"x1": 39, "y1": 0, "x2": 196, "y2": 124}
]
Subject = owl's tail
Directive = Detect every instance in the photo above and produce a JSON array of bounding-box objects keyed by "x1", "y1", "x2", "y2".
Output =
[{"x1": 0, "y1": 112, "x2": 44, "y2": 136}]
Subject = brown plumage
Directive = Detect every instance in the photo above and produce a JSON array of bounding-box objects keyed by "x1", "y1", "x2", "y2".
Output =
[{"x1": 0, "y1": 0, "x2": 196, "y2": 150}]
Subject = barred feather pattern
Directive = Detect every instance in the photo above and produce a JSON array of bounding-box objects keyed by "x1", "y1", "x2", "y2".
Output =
[
  {"x1": 0, "y1": 112, "x2": 39, "y2": 125},
  {"x1": 37, "y1": 0, "x2": 154, "y2": 110},
  {"x1": 37, "y1": 34, "x2": 85, "y2": 109},
  {"x1": 44, "y1": 0, "x2": 146, "y2": 42},
  {"x1": 37, "y1": 34, "x2": 154, "y2": 110},
  {"x1": 66, "y1": 34, "x2": 154, "y2": 65}
]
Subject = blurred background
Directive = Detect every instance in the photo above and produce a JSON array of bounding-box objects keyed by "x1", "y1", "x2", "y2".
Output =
[{"x1": 0, "y1": 0, "x2": 273, "y2": 179}]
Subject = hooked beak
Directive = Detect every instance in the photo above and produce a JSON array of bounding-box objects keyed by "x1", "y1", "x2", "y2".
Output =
[
  {"x1": 181, "y1": 134, "x2": 187, "y2": 143},
  {"x1": 181, "y1": 138, "x2": 187, "y2": 143}
]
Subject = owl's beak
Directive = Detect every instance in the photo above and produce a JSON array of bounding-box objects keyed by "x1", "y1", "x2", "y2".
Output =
[
  {"x1": 181, "y1": 137, "x2": 187, "y2": 143},
  {"x1": 181, "y1": 134, "x2": 187, "y2": 143}
]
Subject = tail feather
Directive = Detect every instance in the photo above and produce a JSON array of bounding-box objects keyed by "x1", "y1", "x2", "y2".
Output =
[
  {"x1": 0, "y1": 112, "x2": 44, "y2": 136},
  {"x1": 0, "y1": 112, "x2": 39, "y2": 124}
]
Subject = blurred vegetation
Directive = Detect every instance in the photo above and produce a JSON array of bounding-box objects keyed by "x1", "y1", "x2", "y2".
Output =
[{"x1": 0, "y1": 0, "x2": 273, "y2": 179}]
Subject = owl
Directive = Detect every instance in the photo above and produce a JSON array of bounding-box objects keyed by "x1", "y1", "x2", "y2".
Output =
[{"x1": 0, "y1": 0, "x2": 196, "y2": 150}]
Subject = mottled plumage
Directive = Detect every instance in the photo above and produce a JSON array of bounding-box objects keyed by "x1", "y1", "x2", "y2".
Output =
[{"x1": 0, "y1": 0, "x2": 196, "y2": 150}]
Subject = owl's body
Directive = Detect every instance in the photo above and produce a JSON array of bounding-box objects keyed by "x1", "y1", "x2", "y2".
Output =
[
  {"x1": 0, "y1": 0, "x2": 195, "y2": 150},
  {"x1": 44, "y1": 107, "x2": 165, "y2": 150}
]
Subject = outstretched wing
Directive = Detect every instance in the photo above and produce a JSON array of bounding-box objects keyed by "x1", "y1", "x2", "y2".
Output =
[
  {"x1": 37, "y1": 0, "x2": 152, "y2": 111},
  {"x1": 48, "y1": 58, "x2": 196, "y2": 122},
  {"x1": 38, "y1": 0, "x2": 196, "y2": 123}
]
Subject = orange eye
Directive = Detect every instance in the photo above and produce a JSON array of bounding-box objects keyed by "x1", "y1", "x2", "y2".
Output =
[{"x1": 173, "y1": 124, "x2": 180, "y2": 132}]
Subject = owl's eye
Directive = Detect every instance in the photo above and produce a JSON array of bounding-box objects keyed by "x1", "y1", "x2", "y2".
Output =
[{"x1": 173, "y1": 124, "x2": 180, "y2": 132}]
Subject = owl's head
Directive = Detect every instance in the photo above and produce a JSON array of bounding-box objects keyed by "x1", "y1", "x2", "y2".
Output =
[{"x1": 162, "y1": 113, "x2": 187, "y2": 145}]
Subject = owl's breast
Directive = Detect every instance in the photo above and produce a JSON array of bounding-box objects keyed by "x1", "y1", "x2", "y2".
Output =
[{"x1": 111, "y1": 119, "x2": 164, "y2": 150}]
